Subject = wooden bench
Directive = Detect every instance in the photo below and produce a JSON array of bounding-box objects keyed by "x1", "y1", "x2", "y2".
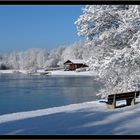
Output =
[{"x1": 106, "y1": 91, "x2": 140, "y2": 109}]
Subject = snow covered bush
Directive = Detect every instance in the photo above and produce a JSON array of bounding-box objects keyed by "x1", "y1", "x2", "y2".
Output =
[{"x1": 75, "y1": 5, "x2": 140, "y2": 98}]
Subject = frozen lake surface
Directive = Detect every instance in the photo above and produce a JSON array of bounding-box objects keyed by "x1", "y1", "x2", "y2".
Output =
[{"x1": 0, "y1": 74, "x2": 102, "y2": 115}]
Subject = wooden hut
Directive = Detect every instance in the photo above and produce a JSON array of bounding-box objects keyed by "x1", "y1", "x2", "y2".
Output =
[{"x1": 64, "y1": 59, "x2": 88, "y2": 71}]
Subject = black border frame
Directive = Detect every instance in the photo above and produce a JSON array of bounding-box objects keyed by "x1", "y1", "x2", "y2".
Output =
[
  {"x1": 0, "y1": 1, "x2": 139, "y2": 5},
  {"x1": 1, "y1": 135, "x2": 140, "y2": 139},
  {"x1": 0, "y1": 0, "x2": 140, "y2": 139}
]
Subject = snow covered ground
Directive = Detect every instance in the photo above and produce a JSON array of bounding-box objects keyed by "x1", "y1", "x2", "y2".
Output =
[
  {"x1": 0, "y1": 70, "x2": 16, "y2": 74},
  {"x1": 47, "y1": 70, "x2": 95, "y2": 76},
  {"x1": 0, "y1": 70, "x2": 27, "y2": 74},
  {"x1": 0, "y1": 98, "x2": 140, "y2": 134},
  {"x1": 0, "y1": 69, "x2": 95, "y2": 76}
]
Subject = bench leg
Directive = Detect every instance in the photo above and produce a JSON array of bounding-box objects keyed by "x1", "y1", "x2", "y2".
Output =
[
  {"x1": 126, "y1": 98, "x2": 135, "y2": 106},
  {"x1": 107, "y1": 94, "x2": 116, "y2": 109},
  {"x1": 107, "y1": 102, "x2": 116, "y2": 109}
]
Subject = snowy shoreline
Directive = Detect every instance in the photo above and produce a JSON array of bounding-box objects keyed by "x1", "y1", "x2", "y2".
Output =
[
  {"x1": 0, "y1": 69, "x2": 95, "y2": 76},
  {"x1": 0, "y1": 70, "x2": 27, "y2": 74},
  {"x1": 0, "y1": 100, "x2": 103, "y2": 124},
  {"x1": 0, "y1": 98, "x2": 140, "y2": 134}
]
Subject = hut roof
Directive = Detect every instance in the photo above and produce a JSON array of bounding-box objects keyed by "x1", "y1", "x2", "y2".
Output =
[{"x1": 64, "y1": 59, "x2": 86, "y2": 64}]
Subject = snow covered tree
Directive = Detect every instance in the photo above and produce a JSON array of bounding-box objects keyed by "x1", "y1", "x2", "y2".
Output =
[
  {"x1": 44, "y1": 46, "x2": 65, "y2": 68},
  {"x1": 7, "y1": 52, "x2": 20, "y2": 69},
  {"x1": 75, "y1": 5, "x2": 140, "y2": 98},
  {"x1": 1, "y1": 43, "x2": 91, "y2": 70},
  {"x1": 61, "y1": 41, "x2": 85, "y2": 61},
  {"x1": 36, "y1": 48, "x2": 49, "y2": 69},
  {"x1": 20, "y1": 48, "x2": 49, "y2": 70},
  {"x1": 3, "y1": 48, "x2": 49, "y2": 70}
]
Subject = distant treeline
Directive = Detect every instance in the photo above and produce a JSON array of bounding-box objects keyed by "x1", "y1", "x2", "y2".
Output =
[{"x1": 0, "y1": 41, "x2": 92, "y2": 70}]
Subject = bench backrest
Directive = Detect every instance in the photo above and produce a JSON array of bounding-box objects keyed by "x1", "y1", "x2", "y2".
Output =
[{"x1": 108, "y1": 91, "x2": 140, "y2": 102}]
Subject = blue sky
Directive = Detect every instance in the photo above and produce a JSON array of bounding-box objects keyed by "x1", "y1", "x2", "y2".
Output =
[{"x1": 0, "y1": 5, "x2": 84, "y2": 53}]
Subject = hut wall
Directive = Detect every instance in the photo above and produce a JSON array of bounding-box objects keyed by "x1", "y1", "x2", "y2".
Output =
[{"x1": 68, "y1": 64, "x2": 87, "y2": 71}]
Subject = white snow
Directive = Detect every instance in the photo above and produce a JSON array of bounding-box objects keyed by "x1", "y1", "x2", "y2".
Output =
[
  {"x1": 1, "y1": 98, "x2": 140, "y2": 134},
  {"x1": 36, "y1": 69, "x2": 46, "y2": 73},
  {"x1": 0, "y1": 101, "x2": 102, "y2": 124},
  {"x1": 48, "y1": 70, "x2": 95, "y2": 76},
  {"x1": 0, "y1": 70, "x2": 14, "y2": 74},
  {"x1": 0, "y1": 69, "x2": 95, "y2": 76},
  {"x1": 0, "y1": 70, "x2": 29, "y2": 74}
]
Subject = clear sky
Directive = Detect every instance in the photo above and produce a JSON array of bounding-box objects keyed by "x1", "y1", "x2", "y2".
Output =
[{"x1": 0, "y1": 5, "x2": 84, "y2": 53}]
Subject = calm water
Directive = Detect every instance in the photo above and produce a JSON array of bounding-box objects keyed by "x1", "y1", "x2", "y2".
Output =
[{"x1": 0, "y1": 74, "x2": 102, "y2": 115}]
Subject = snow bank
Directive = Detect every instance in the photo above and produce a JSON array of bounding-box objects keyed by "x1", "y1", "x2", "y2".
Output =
[
  {"x1": 37, "y1": 69, "x2": 45, "y2": 73},
  {"x1": 0, "y1": 70, "x2": 27, "y2": 74},
  {"x1": 0, "y1": 101, "x2": 102, "y2": 124},
  {"x1": 1, "y1": 99, "x2": 140, "y2": 134},
  {"x1": 0, "y1": 69, "x2": 95, "y2": 76},
  {"x1": 0, "y1": 70, "x2": 15, "y2": 74},
  {"x1": 48, "y1": 70, "x2": 95, "y2": 76}
]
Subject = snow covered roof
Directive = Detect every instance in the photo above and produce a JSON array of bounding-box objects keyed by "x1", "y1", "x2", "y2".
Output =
[{"x1": 64, "y1": 59, "x2": 86, "y2": 64}]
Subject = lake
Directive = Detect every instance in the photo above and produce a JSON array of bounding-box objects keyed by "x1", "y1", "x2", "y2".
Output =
[{"x1": 0, "y1": 74, "x2": 102, "y2": 115}]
